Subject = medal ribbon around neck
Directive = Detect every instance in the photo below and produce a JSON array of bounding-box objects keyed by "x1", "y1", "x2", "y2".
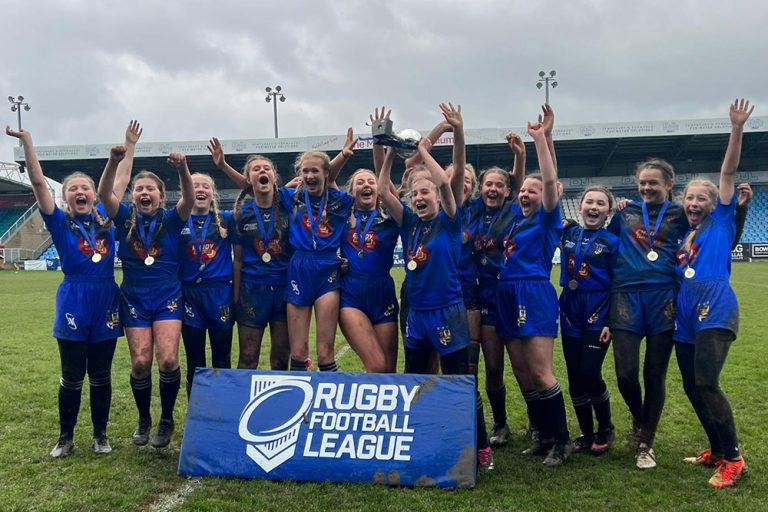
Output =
[
  {"x1": 641, "y1": 200, "x2": 670, "y2": 253},
  {"x1": 407, "y1": 220, "x2": 425, "y2": 267},
  {"x1": 354, "y1": 209, "x2": 377, "y2": 255},
  {"x1": 253, "y1": 200, "x2": 275, "y2": 253},
  {"x1": 570, "y1": 227, "x2": 600, "y2": 282},
  {"x1": 136, "y1": 211, "x2": 159, "y2": 258},
  {"x1": 73, "y1": 215, "x2": 101, "y2": 262},
  {"x1": 188, "y1": 214, "x2": 212, "y2": 272},
  {"x1": 681, "y1": 226, "x2": 700, "y2": 276},
  {"x1": 481, "y1": 208, "x2": 503, "y2": 254},
  {"x1": 303, "y1": 187, "x2": 327, "y2": 249},
  {"x1": 502, "y1": 214, "x2": 532, "y2": 263}
]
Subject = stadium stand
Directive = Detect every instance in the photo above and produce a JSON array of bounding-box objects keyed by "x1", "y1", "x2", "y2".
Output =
[{"x1": 0, "y1": 207, "x2": 26, "y2": 236}]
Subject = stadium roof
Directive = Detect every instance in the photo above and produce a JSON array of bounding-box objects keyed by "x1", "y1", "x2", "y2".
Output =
[
  {"x1": 0, "y1": 162, "x2": 33, "y2": 194},
  {"x1": 15, "y1": 115, "x2": 768, "y2": 192}
]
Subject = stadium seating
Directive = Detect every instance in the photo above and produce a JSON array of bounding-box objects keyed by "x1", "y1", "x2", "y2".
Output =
[{"x1": 0, "y1": 208, "x2": 27, "y2": 237}]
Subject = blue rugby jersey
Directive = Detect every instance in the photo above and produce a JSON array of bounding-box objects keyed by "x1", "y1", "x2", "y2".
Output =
[
  {"x1": 607, "y1": 201, "x2": 689, "y2": 291},
  {"x1": 457, "y1": 200, "x2": 481, "y2": 287},
  {"x1": 401, "y1": 205, "x2": 463, "y2": 310},
  {"x1": 281, "y1": 187, "x2": 353, "y2": 252},
  {"x1": 472, "y1": 200, "x2": 521, "y2": 286},
  {"x1": 498, "y1": 203, "x2": 563, "y2": 281},
  {"x1": 675, "y1": 199, "x2": 735, "y2": 281},
  {"x1": 114, "y1": 204, "x2": 186, "y2": 284},
  {"x1": 341, "y1": 208, "x2": 399, "y2": 277},
  {"x1": 41, "y1": 204, "x2": 115, "y2": 278},
  {"x1": 178, "y1": 211, "x2": 235, "y2": 285},
  {"x1": 231, "y1": 198, "x2": 292, "y2": 286},
  {"x1": 559, "y1": 225, "x2": 618, "y2": 291}
]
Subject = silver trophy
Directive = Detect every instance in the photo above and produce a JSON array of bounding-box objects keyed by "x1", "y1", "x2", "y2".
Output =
[{"x1": 371, "y1": 118, "x2": 421, "y2": 159}]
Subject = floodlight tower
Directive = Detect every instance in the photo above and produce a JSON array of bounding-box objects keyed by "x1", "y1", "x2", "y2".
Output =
[
  {"x1": 8, "y1": 95, "x2": 31, "y2": 146},
  {"x1": 265, "y1": 85, "x2": 286, "y2": 138},
  {"x1": 535, "y1": 71, "x2": 558, "y2": 104}
]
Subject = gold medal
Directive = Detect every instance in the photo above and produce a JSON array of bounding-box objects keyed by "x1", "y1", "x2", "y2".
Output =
[
  {"x1": 262, "y1": 252, "x2": 272, "y2": 263},
  {"x1": 647, "y1": 250, "x2": 658, "y2": 262},
  {"x1": 407, "y1": 260, "x2": 417, "y2": 271},
  {"x1": 144, "y1": 256, "x2": 155, "y2": 266},
  {"x1": 684, "y1": 267, "x2": 695, "y2": 279},
  {"x1": 91, "y1": 253, "x2": 102, "y2": 263},
  {"x1": 568, "y1": 279, "x2": 578, "y2": 291}
]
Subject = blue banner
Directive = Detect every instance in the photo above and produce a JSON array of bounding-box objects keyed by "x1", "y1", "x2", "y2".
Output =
[{"x1": 179, "y1": 369, "x2": 477, "y2": 488}]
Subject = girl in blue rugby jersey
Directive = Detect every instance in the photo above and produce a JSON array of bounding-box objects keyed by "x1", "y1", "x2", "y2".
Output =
[
  {"x1": 99, "y1": 151, "x2": 194, "y2": 450},
  {"x1": 283, "y1": 151, "x2": 354, "y2": 373},
  {"x1": 676, "y1": 99, "x2": 753, "y2": 488},
  {"x1": 6, "y1": 125, "x2": 139, "y2": 457},
  {"x1": 472, "y1": 132, "x2": 526, "y2": 447},
  {"x1": 209, "y1": 139, "x2": 292, "y2": 371},
  {"x1": 496, "y1": 118, "x2": 568, "y2": 466},
  {"x1": 339, "y1": 167, "x2": 400, "y2": 373},
  {"x1": 607, "y1": 158, "x2": 689, "y2": 468},
  {"x1": 177, "y1": 172, "x2": 235, "y2": 395},
  {"x1": 377, "y1": 113, "x2": 494, "y2": 472},
  {"x1": 559, "y1": 186, "x2": 618, "y2": 455}
]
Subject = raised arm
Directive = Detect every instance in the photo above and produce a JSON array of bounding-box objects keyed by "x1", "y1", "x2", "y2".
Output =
[
  {"x1": 107, "y1": 120, "x2": 142, "y2": 201},
  {"x1": 208, "y1": 137, "x2": 248, "y2": 189},
  {"x1": 5, "y1": 127, "x2": 55, "y2": 215},
  {"x1": 168, "y1": 153, "x2": 195, "y2": 220},
  {"x1": 733, "y1": 183, "x2": 752, "y2": 248},
  {"x1": 376, "y1": 147, "x2": 403, "y2": 225},
  {"x1": 369, "y1": 106, "x2": 391, "y2": 172},
  {"x1": 540, "y1": 104, "x2": 558, "y2": 173},
  {"x1": 440, "y1": 103, "x2": 466, "y2": 205},
  {"x1": 528, "y1": 122, "x2": 558, "y2": 212},
  {"x1": 720, "y1": 99, "x2": 754, "y2": 205},
  {"x1": 97, "y1": 146, "x2": 128, "y2": 218},
  {"x1": 506, "y1": 131, "x2": 526, "y2": 199},
  {"x1": 404, "y1": 118, "x2": 451, "y2": 170},
  {"x1": 419, "y1": 138, "x2": 456, "y2": 218},
  {"x1": 329, "y1": 127, "x2": 357, "y2": 185}
]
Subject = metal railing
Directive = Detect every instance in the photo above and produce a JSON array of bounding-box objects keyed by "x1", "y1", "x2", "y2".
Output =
[
  {"x1": 32, "y1": 234, "x2": 53, "y2": 259},
  {"x1": 0, "y1": 247, "x2": 35, "y2": 263},
  {"x1": 0, "y1": 202, "x2": 39, "y2": 244}
]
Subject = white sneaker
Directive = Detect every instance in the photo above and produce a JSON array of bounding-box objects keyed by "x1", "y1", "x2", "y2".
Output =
[{"x1": 636, "y1": 443, "x2": 657, "y2": 469}]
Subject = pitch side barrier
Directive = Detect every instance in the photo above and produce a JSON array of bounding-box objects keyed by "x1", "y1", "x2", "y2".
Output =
[{"x1": 179, "y1": 369, "x2": 477, "y2": 488}]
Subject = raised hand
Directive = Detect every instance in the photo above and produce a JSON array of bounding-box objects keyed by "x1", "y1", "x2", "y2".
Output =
[
  {"x1": 737, "y1": 183, "x2": 753, "y2": 207},
  {"x1": 110, "y1": 145, "x2": 127, "y2": 163},
  {"x1": 539, "y1": 104, "x2": 555, "y2": 135},
  {"x1": 5, "y1": 125, "x2": 32, "y2": 144},
  {"x1": 506, "y1": 131, "x2": 525, "y2": 157},
  {"x1": 417, "y1": 136, "x2": 433, "y2": 154},
  {"x1": 369, "y1": 105, "x2": 392, "y2": 126},
  {"x1": 730, "y1": 98, "x2": 754, "y2": 129},
  {"x1": 439, "y1": 102, "x2": 463, "y2": 131},
  {"x1": 207, "y1": 137, "x2": 226, "y2": 169},
  {"x1": 342, "y1": 127, "x2": 357, "y2": 158},
  {"x1": 527, "y1": 121, "x2": 545, "y2": 140},
  {"x1": 167, "y1": 152, "x2": 188, "y2": 171},
  {"x1": 125, "y1": 120, "x2": 143, "y2": 145}
]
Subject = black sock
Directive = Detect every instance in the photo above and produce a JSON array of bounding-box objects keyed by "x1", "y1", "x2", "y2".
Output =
[
  {"x1": 319, "y1": 361, "x2": 338, "y2": 372},
  {"x1": 467, "y1": 342, "x2": 481, "y2": 377},
  {"x1": 89, "y1": 373, "x2": 111, "y2": 437},
  {"x1": 522, "y1": 389, "x2": 542, "y2": 434},
  {"x1": 158, "y1": 369, "x2": 181, "y2": 422},
  {"x1": 487, "y1": 386, "x2": 508, "y2": 427},
  {"x1": 58, "y1": 377, "x2": 83, "y2": 438},
  {"x1": 591, "y1": 387, "x2": 613, "y2": 432},
  {"x1": 130, "y1": 374, "x2": 152, "y2": 421},
  {"x1": 290, "y1": 358, "x2": 308, "y2": 371},
  {"x1": 571, "y1": 393, "x2": 594, "y2": 439},
  {"x1": 540, "y1": 383, "x2": 569, "y2": 444},
  {"x1": 475, "y1": 391, "x2": 489, "y2": 449}
]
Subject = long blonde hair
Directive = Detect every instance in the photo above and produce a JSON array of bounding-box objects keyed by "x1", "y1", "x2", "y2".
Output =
[
  {"x1": 191, "y1": 173, "x2": 227, "y2": 238},
  {"x1": 61, "y1": 171, "x2": 112, "y2": 228}
]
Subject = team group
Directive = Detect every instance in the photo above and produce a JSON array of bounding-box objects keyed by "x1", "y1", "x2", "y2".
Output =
[{"x1": 6, "y1": 97, "x2": 754, "y2": 488}]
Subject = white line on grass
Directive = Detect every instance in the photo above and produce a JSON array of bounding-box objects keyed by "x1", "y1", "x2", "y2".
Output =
[
  {"x1": 145, "y1": 339, "x2": 353, "y2": 510},
  {"x1": 148, "y1": 477, "x2": 202, "y2": 512}
]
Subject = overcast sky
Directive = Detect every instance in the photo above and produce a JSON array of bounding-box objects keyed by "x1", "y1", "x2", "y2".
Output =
[{"x1": 2, "y1": 0, "x2": 767, "y2": 166}]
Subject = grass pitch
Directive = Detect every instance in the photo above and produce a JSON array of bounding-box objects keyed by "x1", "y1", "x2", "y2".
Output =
[{"x1": 1, "y1": 264, "x2": 767, "y2": 511}]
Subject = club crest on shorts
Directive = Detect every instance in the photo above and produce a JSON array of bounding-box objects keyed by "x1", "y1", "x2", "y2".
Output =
[
  {"x1": 436, "y1": 326, "x2": 452, "y2": 346},
  {"x1": 106, "y1": 309, "x2": 120, "y2": 330},
  {"x1": 697, "y1": 301, "x2": 711, "y2": 322},
  {"x1": 65, "y1": 313, "x2": 77, "y2": 330},
  {"x1": 167, "y1": 298, "x2": 179, "y2": 312},
  {"x1": 290, "y1": 280, "x2": 301, "y2": 295},
  {"x1": 517, "y1": 306, "x2": 527, "y2": 327},
  {"x1": 184, "y1": 303, "x2": 195, "y2": 318},
  {"x1": 220, "y1": 304, "x2": 231, "y2": 323},
  {"x1": 384, "y1": 303, "x2": 396, "y2": 317},
  {"x1": 238, "y1": 375, "x2": 314, "y2": 473},
  {"x1": 663, "y1": 299, "x2": 676, "y2": 320}
]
